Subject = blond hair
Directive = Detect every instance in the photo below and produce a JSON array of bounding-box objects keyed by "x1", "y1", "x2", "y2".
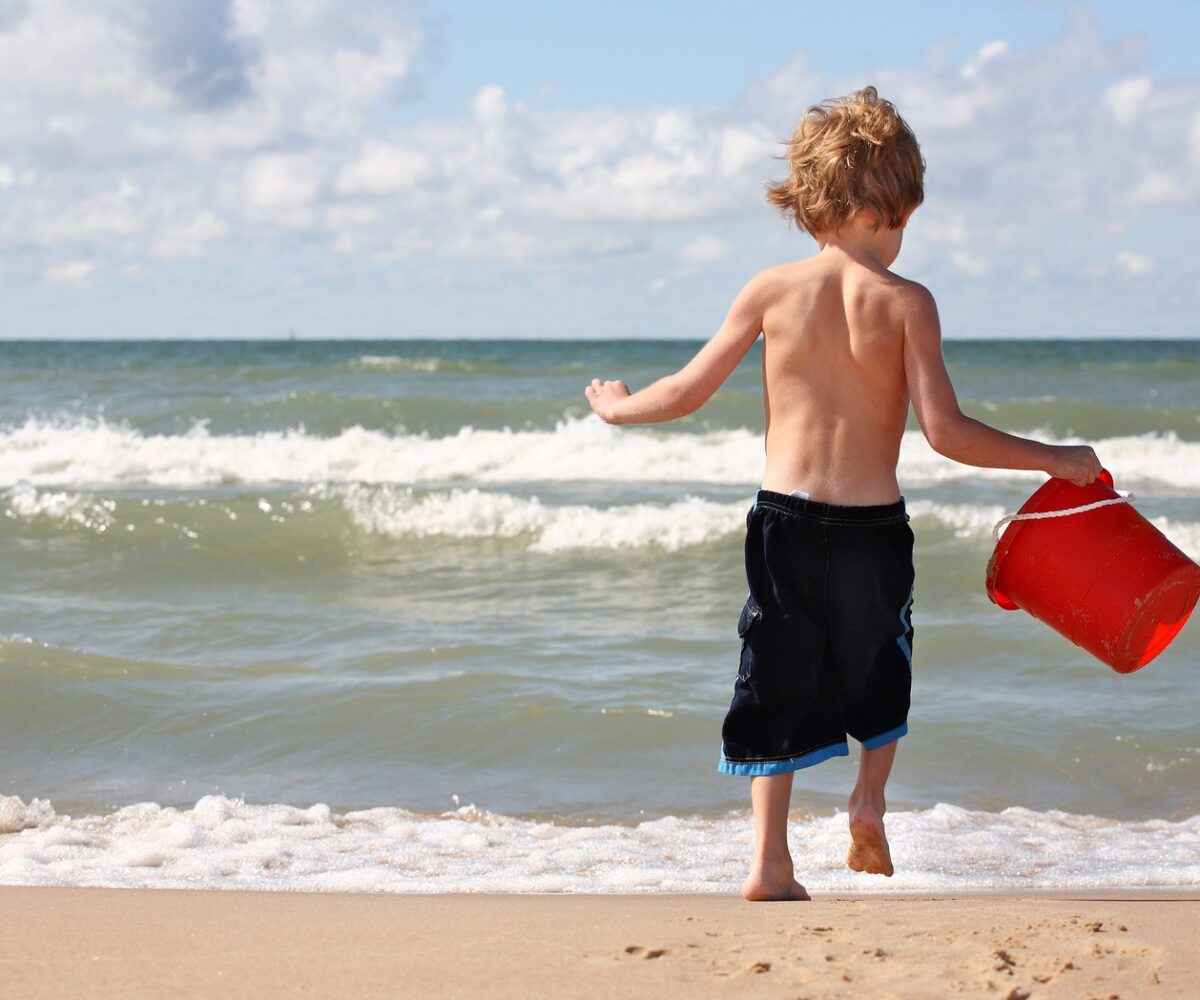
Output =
[{"x1": 766, "y1": 86, "x2": 925, "y2": 236}]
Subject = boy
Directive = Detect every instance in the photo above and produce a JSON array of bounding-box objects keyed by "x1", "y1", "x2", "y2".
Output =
[{"x1": 584, "y1": 86, "x2": 1101, "y2": 901}]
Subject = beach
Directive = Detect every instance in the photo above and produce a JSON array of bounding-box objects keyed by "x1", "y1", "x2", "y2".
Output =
[{"x1": 4, "y1": 887, "x2": 1197, "y2": 999}]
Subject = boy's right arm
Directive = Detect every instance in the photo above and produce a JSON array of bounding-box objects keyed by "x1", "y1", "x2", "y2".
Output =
[{"x1": 901, "y1": 284, "x2": 1102, "y2": 486}]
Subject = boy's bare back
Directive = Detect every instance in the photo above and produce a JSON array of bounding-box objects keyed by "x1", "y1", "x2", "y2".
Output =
[
  {"x1": 758, "y1": 251, "x2": 914, "y2": 506},
  {"x1": 584, "y1": 84, "x2": 1101, "y2": 493}
]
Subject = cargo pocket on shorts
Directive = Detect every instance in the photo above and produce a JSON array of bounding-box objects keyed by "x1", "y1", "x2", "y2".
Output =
[
  {"x1": 735, "y1": 594, "x2": 763, "y2": 681},
  {"x1": 737, "y1": 594, "x2": 762, "y2": 639}
]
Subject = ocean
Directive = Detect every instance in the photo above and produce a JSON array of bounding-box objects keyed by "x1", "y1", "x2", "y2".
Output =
[{"x1": 2, "y1": 338, "x2": 1199, "y2": 893}]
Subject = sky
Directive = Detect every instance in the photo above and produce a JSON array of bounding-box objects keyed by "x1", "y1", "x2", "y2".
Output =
[{"x1": 1, "y1": 1, "x2": 1198, "y2": 340}]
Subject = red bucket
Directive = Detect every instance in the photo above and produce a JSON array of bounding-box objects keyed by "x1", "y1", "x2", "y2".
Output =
[{"x1": 986, "y1": 469, "x2": 1200, "y2": 673}]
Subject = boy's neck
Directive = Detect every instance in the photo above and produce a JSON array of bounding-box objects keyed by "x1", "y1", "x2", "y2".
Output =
[
  {"x1": 816, "y1": 240, "x2": 886, "y2": 270},
  {"x1": 812, "y1": 212, "x2": 905, "y2": 270}
]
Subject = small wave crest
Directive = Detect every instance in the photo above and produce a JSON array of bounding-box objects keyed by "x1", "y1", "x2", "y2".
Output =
[
  {"x1": 2, "y1": 483, "x2": 117, "y2": 533},
  {"x1": 355, "y1": 355, "x2": 451, "y2": 372},
  {"x1": 333, "y1": 486, "x2": 749, "y2": 553},
  {"x1": 2, "y1": 793, "x2": 1198, "y2": 893},
  {"x1": 6, "y1": 483, "x2": 1198, "y2": 559}
]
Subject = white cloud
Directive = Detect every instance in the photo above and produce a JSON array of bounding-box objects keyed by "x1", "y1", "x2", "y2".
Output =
[
  {"x1": 221, "y1": 1, "x2": 422, "y2": 142},
  {"x1": 1115, "y1": 251, "x2": 1153, "y2": 276},
  {"x1": 152, "y1": 211, "x2": 229, "y2": 260},
  {"x1": 962, "y1": 40, "x2": 1008, "y2": 79},
  {"x1": 1105, "y1": 76, "x2": 1152, "y2": 126},
  {"x1": 44, "y1": 260, "x2": 95, "y2": 284},
  {"x1": 243, "y1": 154, "x2": 322, "y2": 222},
  {"x1": 0, "y1": 3, "x2": 1198, "y2": 317},
  {"x1": 718, "y1": 125, "x2": 775, "y2": 178},
  {"x1": 33, "y1": 180, "x2": 143, "y2": 246},
  {"x1": 473, "y1": 84, "x2": 507, "y2": 125},
  {"x1": 680, "y1": 237, "x2": 729, "y2": 265},
  {"x1": 950, "y1": 250, "x2": 990, "y2": 277},
  {"x1": 1127, "y1": 170, "x2": 1185, "y2": 205},
  {"x1": 335, "y1": 143, "x2": 433, "y2": 197}
]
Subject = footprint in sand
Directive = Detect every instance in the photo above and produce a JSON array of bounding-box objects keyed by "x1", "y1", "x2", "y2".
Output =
[{"x1": 623, "y1": 945, "x2": 667, "y2": 959}]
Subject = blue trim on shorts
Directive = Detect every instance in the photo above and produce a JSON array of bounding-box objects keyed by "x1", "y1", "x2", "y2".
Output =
[
  {"x1": 717, "y1": 740, "x2": 849, "y2": 776},
  {"x1": 861, "y1": 722, "x2": 908, "y2": 750}
]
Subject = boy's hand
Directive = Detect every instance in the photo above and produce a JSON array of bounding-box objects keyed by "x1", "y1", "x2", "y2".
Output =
[
  {"x1": 1046, "y1": 444, "x2": 1103, "y2": 486},
  {"x1": 585, "y1": 377, "x2": 630, "y2": 424}
]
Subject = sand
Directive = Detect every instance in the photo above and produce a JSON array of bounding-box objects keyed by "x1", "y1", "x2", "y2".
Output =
[{"x1": 2, "y1": 887, "x2": 1196, "y2": 999}]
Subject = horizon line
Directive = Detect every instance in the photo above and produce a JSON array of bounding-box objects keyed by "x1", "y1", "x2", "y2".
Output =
[{"x1": 2, "y1": 335, "x2": 1198, "y2": 344}]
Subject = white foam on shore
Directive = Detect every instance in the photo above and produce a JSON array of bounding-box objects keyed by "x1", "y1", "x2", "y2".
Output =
[
  {"x1": 4, "y1": 415, "x2": 1200, "y2": 490},
  {"x1": 1, "y1": 793, "x2": 1198, "y2": 894}
]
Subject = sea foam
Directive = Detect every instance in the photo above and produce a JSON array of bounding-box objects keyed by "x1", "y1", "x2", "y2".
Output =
[
  {"x1": 6, "y1": 481, "x2": 1199, "y2": 559},
  {"x1": 2, "y1": 793, "x2": 1198, "y2": 893},
  {"x1": 333, "y1": 486, "x2": 750, "y2": 553},
  {"x1": 3, "y1": 415, "x2": 1200, "y2": 490}
]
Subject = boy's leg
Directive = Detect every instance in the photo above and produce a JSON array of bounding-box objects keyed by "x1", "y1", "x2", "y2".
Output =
[
  {"x1": 846, "y1": 739, "x2": 897, "y2": 876},
  {"x1": 743, "y1": 772, "x2": 810, "y2": 902}
]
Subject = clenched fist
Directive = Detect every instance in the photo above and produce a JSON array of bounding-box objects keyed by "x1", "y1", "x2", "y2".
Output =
[
  {"x1": 584, "y1": 377, "x2": 630, "y2": 424},
  {"x1": 1047, "y1": 444, "x2": 1103, "y2": 487}
]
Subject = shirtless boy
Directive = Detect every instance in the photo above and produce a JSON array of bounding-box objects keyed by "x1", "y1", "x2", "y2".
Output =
[{"x1": 584, "y1": 86, "x2": 1101, "y2": 901}]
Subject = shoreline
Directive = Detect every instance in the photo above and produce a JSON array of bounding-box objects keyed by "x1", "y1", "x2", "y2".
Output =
[
  {"x1": 5, "y1": 883, "x2": 1200, "y2": 898},
  {"x1": 6, "y1": 792, "x2": 1199, "y2": 894},
  {"x1": 5, "y1": 886, "x2": 1197, "y2": 999}
]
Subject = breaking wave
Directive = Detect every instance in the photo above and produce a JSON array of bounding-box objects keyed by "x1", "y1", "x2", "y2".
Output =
[{"x1": 3, "y1": 415, "x2": 1200, "y2": 490}]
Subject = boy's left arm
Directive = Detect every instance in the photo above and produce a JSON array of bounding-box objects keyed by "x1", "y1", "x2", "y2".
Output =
[{"x1": 585, "y1": 272, "x2": 771, "y2": 425}]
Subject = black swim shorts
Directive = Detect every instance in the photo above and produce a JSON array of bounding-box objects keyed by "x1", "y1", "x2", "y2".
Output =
[{"x1": 718, "y1": 488, "x2": 915, "y2": 776}]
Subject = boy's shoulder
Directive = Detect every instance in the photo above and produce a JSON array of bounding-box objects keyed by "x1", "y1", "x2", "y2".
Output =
[
  {"x1": 748, "y1": 258, "x2": 934, "y2": 312},
  {"x1": 879, "y1": 270, "x2": 935, "y2": 314}
]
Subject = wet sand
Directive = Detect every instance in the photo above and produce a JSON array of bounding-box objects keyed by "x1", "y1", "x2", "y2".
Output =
[{"x1": 3, "y1": 887, "x2": 1196, "y2": 999}]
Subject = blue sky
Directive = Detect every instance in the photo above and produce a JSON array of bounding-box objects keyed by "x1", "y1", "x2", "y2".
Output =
[{"x1": 2, "y1": 1, "x2": 1198, "y2": 339}]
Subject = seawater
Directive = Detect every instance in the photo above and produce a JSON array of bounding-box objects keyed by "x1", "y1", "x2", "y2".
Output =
[{"x1": 2, "y1": 338, "x2": 1199, "y2": 892}]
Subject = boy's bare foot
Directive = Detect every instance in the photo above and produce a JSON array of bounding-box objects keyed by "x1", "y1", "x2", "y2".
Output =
[
  {"x1": 846, "y1": 810, "x2": 894, "y2": 877},
  {"x1": 741, "y1": 872, "x2": 811, "y2": 901},
  {"x1": 741, "y1": 857, "x2": 811, "y2": 901}
]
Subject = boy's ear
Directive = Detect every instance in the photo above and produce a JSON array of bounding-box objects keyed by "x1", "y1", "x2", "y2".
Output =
[{"x1": 851, "y1": 207, "x2": 882, "y2": 232}]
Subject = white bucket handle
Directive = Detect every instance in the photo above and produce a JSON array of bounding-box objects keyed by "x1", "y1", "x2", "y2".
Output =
[{"x1": 991, "y1": 490, "x2": 1134, "y2": 542}]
